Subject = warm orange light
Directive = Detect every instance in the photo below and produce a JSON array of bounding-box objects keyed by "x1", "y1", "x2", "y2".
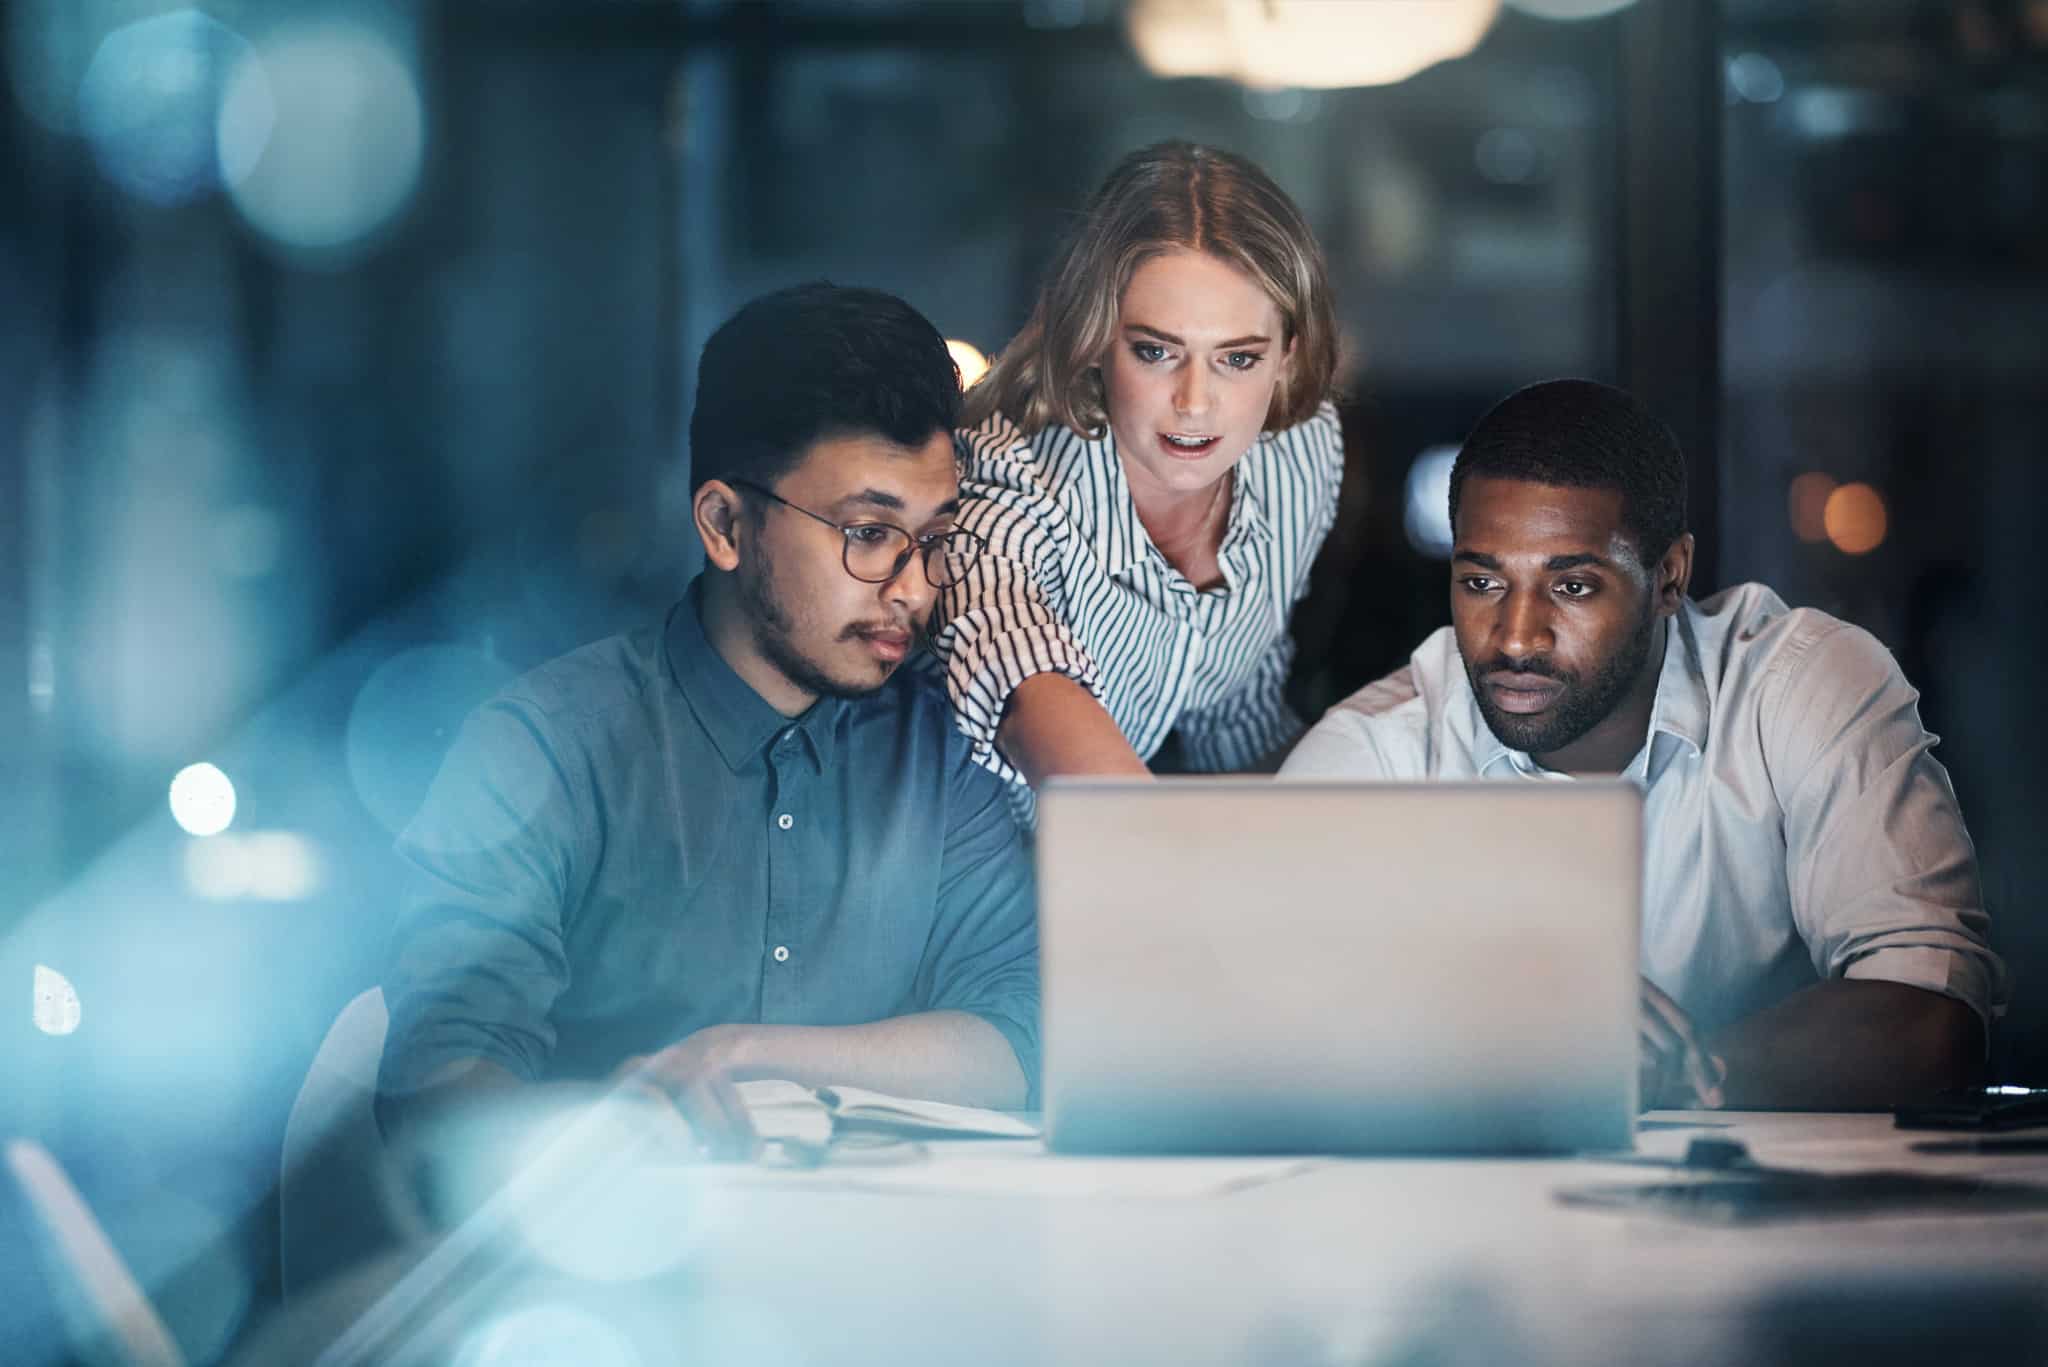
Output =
[
  {"x1": 1823, "y1": 482, "x2": 1888, "y2": 555},
  {"x1": 1126, "y1": 0, "x2": 1500, "y2": 90},
  {"x1": 946, "y1": 339, "x2": 989, "y2": 390},
  {"x1": 1787, "y1": 472, "x2": 1837, "y2": 543}
]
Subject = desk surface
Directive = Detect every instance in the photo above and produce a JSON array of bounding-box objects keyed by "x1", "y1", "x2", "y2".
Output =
[{"x1": 260, "y1": 1112, "x2": 2048, "y2": 1367}]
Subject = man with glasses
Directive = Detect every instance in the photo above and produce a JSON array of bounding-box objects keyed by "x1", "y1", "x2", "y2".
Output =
[{"x1": 377, "y1": 284, "x2": 1034, "y2": 1157}]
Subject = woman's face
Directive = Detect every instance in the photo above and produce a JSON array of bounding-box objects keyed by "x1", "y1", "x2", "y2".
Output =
[{"x1": 1102, "y1": 248, "x2": 1291, "y2": 501}]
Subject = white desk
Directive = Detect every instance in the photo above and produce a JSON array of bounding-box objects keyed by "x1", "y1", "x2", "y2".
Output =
[{"x1": 255, "y1": 1112, "x2": 2048, "y2": 1366}]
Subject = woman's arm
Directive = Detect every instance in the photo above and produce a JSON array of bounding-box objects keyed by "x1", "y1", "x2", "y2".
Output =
[
  {"x1": 935, "y1": 418, "x2": 1146, "y2": 787},
  {"x1": 995, "y1": 673, "x2": 1153, "y2": 785}
]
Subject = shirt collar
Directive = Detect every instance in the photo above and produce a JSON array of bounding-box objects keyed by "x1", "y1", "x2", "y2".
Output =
[
  {"x1": 1222, "y1": 441, "x2": 1278, "y2": 557},
  {"x1": 1466, "y1": 598, "x2": 1711, "y2": 782},
  {"x1": 665, "y1": 577, "x2": 842, "y2": 775},
  {"x1": 1645, "y1": 600, "x2": 1710, "y2": 759},
  {"x1": 1471, "y1": 702, "x2": 1530, "y2": 780},
  {"x1": 1092, "y1": 427, "x2": 1277, "y2": 579},
  {"x1": 1090, "y1": 426, "x2": 1147, "y2": 578}
]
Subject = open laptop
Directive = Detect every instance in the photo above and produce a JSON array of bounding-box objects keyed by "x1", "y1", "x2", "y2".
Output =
[{"x1": 1035, "y1": 779, "x2": 1641, "y2": 1155}]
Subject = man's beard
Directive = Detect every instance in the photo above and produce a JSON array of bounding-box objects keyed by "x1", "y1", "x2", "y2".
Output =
[
  {"x1": 1464, "y1": 603, "x2": 1657, "y2": 758},
  {"x1": 738, "y1": 540, "x2": 908, "y2": 702}
]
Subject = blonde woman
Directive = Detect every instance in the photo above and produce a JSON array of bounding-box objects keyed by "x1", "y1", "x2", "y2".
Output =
[{"x1": 932, "y1": 141, "x2": 1344, "y2": 815}]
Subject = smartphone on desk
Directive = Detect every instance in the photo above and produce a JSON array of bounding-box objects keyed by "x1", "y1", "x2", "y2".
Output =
[{"x1": 1895, "y1": 1085, "x2": 2048, "y2": 1131}]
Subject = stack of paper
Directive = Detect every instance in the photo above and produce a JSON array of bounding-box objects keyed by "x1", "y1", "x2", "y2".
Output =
[
  {"x1": 732, "y1": 1080, "x2": 1038, "y2": 1144},
  {"x1": 733, "y1": 1080, "x2": 835, "y2": 1148},
  {"x1": 816, "y1": 1086, "x2": 1039, "y2": 1139}
]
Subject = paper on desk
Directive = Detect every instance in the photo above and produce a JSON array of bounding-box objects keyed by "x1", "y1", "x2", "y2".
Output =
[
  {"x1": 818, "y1": 1085, "x2": 1039, "y2": 1138},
  {"x1": 736, "y1": 1080, "x2": 834, "y2": 1147},
  {"x1": 734, "y1": 1079, "x2": 1039, "y2": 1141},
  {"x1": 719, "y1": 1083, "x2": 1308, "y2": 1196}
]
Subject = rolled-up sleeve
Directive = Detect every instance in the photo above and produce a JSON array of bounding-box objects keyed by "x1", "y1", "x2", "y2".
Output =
[
  {"x1": 934, "y1": 423, "x2": 1102, "y2": 777},
  {"x1": 1768, "y1": 622, "x2": 2007, "y2": 1030},
  {"x1": 915, "y1": 749, "x2": 1042, "y2": 1103},
  {"x1": 377, "y1": 698, "x2": 595, "y2": 1107}
]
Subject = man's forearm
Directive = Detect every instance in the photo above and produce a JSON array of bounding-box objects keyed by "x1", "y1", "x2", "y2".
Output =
[
  {"x1": 1709, "y1": 979, "x2": 1983, "y2": 1110},
  {"x1": 715, "y1": 1009, "x2": 1029, "y2": 1110},
  {"x1": 385, "y1": 1008, "x2": 1028, "y2": 1144}
]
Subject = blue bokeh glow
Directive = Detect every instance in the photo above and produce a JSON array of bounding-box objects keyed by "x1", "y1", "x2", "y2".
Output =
[{"x1": 77, "y1": 10, "x2": 262, "y2": 207}]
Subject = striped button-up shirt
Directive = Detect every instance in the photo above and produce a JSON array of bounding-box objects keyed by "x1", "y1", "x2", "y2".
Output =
[
  {"x1": 931, "y1": 402, "x2": 1345, "y2": 818},
  {"x1": 1282, "y1": 583, "x2": 2006, "y2": 1036}
]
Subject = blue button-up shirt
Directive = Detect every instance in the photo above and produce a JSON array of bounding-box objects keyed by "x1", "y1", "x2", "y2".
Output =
[{"x1": 377, "y1": 581, "x2": 1040, "y2": 1106}]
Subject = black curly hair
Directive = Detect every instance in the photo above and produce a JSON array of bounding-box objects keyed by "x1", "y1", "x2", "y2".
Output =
[
  {"x1": 690, "y1": 282, "x2": 961, "y2": 494},
  {"x1": 1449, "y1": 378, "x2": 1688, "y2": 566}
]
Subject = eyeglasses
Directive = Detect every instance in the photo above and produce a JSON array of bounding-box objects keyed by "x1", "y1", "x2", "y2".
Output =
[{"x1": 729, "y1": 479, "x2": 985, "y2": 588}]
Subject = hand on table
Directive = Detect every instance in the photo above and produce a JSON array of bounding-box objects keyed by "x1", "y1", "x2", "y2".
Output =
[
  {"x1": 1638, "y1": 977, "x2": 1726, "y2": 1110},
  {"x1": 615, "y1": 1025, "x2": 760, "y2": 1161}
]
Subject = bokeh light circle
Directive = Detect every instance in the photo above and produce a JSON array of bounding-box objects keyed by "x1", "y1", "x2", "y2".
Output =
[
  {"x1": 1403, "y1": 444, "x2": 1461, "y2": 559},
  {"x1": 1823, "y1": 482, "x2": 1888, "y2": 556},
  {"x1": 182, "y1": 830, "x2": 323, "y2": 901},
  {"x1": 495, "y1": 1096, "x2": 703, "y2": 1283},
  {"x1": 1475, "y1": 127, "x2": 1542, "y2": 185},
  {"x1": 77, "y1": 10, "x2": 261, "y2": 206},
  {"x1": 1727, "y1": 52, "x2": 1786, "y2": 105},
  {"x1": 946, "y1": 339, "x2": 990, "y2": 390},
  {"x1": 169, "y1": 762, "x2": 237, "y2": 836},
  {"x1": 1127, "y1": 0, "x2": 1499, "y2": 90},
  {"x1": 220, "y1": 22, "x2": 425, "y2": 256},
  {"x1": 33, "y1": 964, "x2": 81, "y2": 1036},
  {"x1": 519, "y1": 1158, "x2": 700, "y2": 1283}
]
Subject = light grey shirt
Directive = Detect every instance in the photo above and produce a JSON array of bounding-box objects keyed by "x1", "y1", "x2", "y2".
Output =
[{"x1": 1282, "y1": 583, "x2": 2005, "y2": 1035}]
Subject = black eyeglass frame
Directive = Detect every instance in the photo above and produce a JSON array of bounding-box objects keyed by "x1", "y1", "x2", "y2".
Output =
[{"x1": 727, "y1": 478, "x2": 985, "y2": 588}]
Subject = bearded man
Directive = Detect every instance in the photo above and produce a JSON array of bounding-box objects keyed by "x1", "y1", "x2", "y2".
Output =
[
  {"x1": 1284, "y1": 379, "x2": 2002, "y2": 1111},
  {"x1": 377, "y1": 284, "x2": 1036, "y2": 1154}
]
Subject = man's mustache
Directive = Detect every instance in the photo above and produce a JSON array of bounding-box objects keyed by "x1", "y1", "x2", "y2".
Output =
[
  {"x1": 836, "y1": 615, "x2": 935, "y2": 652},
  {"x1": 1479, "y1": 656, "x2": 1568, "y2": 682}
]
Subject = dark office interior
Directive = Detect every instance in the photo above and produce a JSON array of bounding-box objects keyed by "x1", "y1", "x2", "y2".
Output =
[{"x1": 2, "y1": 1, "x2": 2045, "y2": 1361}]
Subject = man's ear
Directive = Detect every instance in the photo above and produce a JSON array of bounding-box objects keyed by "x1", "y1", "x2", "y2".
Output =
[
  {"x1": 694, "y1": 480, "x2": 746, "y2": 572},
  {"x1": 1654, "y1": 532, "x2": 1695, "y2": 616}
]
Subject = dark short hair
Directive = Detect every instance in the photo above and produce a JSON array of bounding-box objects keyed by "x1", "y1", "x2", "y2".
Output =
[
  {"x1": 1448, "y1": 378, "x2": 1688, "y2": 565},
  {"x1": 690, "y1": 282, "x2": 961, "y2": 493}
]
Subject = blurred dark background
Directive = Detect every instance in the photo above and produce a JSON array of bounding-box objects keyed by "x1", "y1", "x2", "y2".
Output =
[{"x1": 1, "y1": 0, "x2": 2043, "y2": 1359}]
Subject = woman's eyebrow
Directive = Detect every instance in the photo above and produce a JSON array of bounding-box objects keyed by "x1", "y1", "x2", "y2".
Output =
[{"x1": 1124, "y1": 323, "x2": 1272, "y2": 349}]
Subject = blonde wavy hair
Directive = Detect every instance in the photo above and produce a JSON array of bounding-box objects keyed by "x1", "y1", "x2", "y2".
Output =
[{"x1": 964, "y1": 141, "x2": 1338, "y2": 439}]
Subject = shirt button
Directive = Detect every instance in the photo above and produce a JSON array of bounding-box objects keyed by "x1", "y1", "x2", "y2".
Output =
[
  {"x1": 776, "y1": 813, "x2": 794, "y2": 831},
  {"x1": 772, "y1": 945, "x2": 790, "y2": 963}
]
